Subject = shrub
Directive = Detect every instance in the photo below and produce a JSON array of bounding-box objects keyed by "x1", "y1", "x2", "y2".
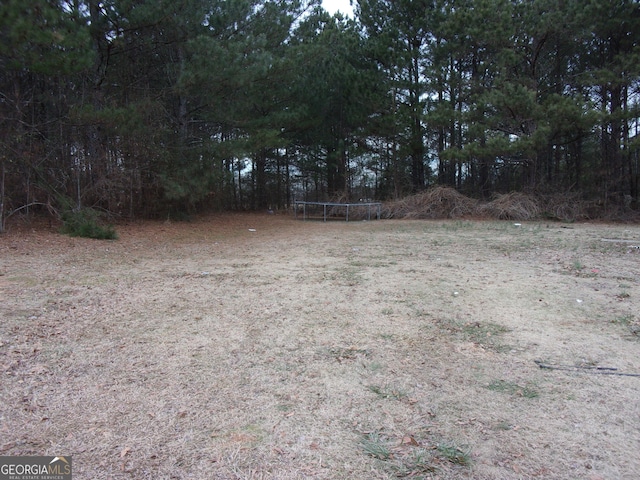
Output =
[{"x1": 60, "y1": 208, "x2": 118, "y2": 240}]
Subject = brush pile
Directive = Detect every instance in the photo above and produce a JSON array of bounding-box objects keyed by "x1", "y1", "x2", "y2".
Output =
[
  {"x1": 478, "y1": 192, "x2": 541, "y2": 220},
  {"x1": 311, "y1": 187, "x2": 634, "y2": 222},
  {"x1": 381, "y1": 187, "x2": 593, "y2": 221},
  {"x1": 538, "y1": 193, "x2": 590, "y2": 222},
  {"x1": 381, "y1": 187, "x2": 478, "y2": 219}
]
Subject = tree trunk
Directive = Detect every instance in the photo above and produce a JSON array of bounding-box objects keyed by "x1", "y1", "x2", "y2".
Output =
[
  {"x1": 254, "y1": 150, "x2": 268, "y2": 209},
  {"x1": 0, "y1": 159, "x2": 5, "y2": 233}
]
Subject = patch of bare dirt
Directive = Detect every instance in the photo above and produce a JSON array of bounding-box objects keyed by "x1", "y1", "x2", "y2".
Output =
[{"x1": 1, "y1": 214, "x2": 639, "y2": 479}]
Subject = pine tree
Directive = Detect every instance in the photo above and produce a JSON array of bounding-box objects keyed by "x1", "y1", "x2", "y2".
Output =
[{"x1": 0, "y1": 0, "x2": 93, "y2": 230}]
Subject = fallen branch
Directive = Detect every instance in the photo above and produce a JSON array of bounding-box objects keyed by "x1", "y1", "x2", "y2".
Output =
[
  {"x1": 5, "y1": 201, "x2": 60, "y2": 220},
  {"x1": 535, "y1": 360, "x2": 640, "y2": 378}
]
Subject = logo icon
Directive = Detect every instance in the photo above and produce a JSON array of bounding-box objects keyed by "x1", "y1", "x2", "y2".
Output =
[{"x1": 0, "y1": 456, "x2": 72, "y2": 480}]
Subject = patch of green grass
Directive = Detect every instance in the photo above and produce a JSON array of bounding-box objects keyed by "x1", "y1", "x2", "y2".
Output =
[
  {"x1": 360, "y1": 432, "x2": 392, "y2": 460},
  {"x1": 494, "y1": 421, "x2": 514, "y2": 431},
  {"x1": 326, "y1": 267, "x2": 363, "y2": 286},
  {"x1": 461, "y1": 321, "x2": 509, "y2": 338},
  {"x1": 455, "y1": 321, "x2": 511, "y2": 352},
  {"x1": 612, "y1": 314, "x2": 640, "y2": 338},
  {"x1": 364, "y1": 361, "x2": 384, "y2": 372},
  {"x1": 486, "y1": 379, "x2": 539, "y2": 398},
  {"x1": 412, "y1": 308, "x2": 431, "y2": 318},
  {"x1": 226, "y1": 423, "x2": 265, "y2": 446},
  {"x1": 231, "y1": 262, "x2": 251, "y2": 269},
  {"x1": 441, "y1": 220, "x2": 474, "y2": 231},
  {"x1": 612, "y1": 314, "x2": 635, "y2": 325},
  {"x1": 393, "y1": 449, "x2": 436, "y2": 477},
  {"x1": 367, "y1": 383, "x2": 409, "y2": 401},
  {"x1": 348, "y1": 258, "x2": 365, "y2": 266},
  {"x1": 327, "y1": 346, "x2": 370, "y2": 361},
  {"x1": 360, "y1": 431, "x2": 471, "y2": 472},
  {"x1": 436, "y1": 441, "x2": 472, "y2": 466},
  {"x1": 430, "y1": 238, "x2": 449, "y2": 247},
  {"x1": 350, "y1": 260, "x2": 392, "y2": 268}
]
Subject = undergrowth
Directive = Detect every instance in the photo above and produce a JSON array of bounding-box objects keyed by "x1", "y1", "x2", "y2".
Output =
[{"x1": 60, "y1": 208, "x2": 118, "y2": 240}]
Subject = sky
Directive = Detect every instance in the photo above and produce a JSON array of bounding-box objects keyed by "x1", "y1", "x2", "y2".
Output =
[{"x1": 322, "y1": 0, "x2": 354, "y2": 16}]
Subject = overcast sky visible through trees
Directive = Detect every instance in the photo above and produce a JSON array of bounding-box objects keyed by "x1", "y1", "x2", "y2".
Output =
[{"x1": 322, "y1": 0, "x2": 353, "y2": 16}]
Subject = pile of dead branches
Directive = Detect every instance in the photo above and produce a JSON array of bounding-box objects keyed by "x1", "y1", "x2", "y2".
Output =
[
  {"x1": 381, "y1": 186, "x2": 478, "y2": 219},
  {"x1": 478, "y1": 192, "x2": 541, "y2": 220},
  {"x1": 538, "y1": 193, "x2": 591, "y2": 222},
  {"x1": 381, "y1": 188, "x2": 587, "y2": 221},
  {"x1": 319, "y1": 188, "x2": 635, "y2": 222}
]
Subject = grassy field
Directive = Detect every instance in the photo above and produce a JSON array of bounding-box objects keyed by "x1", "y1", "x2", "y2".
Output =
[{"x1": 1, "y1": 214, "x2": 639, "y2": 479}]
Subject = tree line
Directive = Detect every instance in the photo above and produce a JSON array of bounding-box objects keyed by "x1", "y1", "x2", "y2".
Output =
[{"x1": 1, "y1": 0, "x2": 638, "y2": 228}]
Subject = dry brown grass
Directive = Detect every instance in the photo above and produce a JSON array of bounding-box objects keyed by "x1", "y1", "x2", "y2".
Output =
[{"x1": 1, "y1": 214, "x2": 640, "y2": 479}]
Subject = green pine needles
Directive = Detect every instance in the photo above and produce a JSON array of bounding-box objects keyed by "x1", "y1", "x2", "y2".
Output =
[{"x1": 60, "y1": 208, "x2": 117, "y2": 240}]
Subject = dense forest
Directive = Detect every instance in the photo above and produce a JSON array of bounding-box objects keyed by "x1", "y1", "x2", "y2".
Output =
[{"x1": 1, "y1": 0, "x2": 639, "y2": 229}]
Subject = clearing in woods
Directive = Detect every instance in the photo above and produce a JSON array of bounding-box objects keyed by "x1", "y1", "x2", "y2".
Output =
[{"x1": 1, "y1": 214, "x2": 639, "y2": 479}]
